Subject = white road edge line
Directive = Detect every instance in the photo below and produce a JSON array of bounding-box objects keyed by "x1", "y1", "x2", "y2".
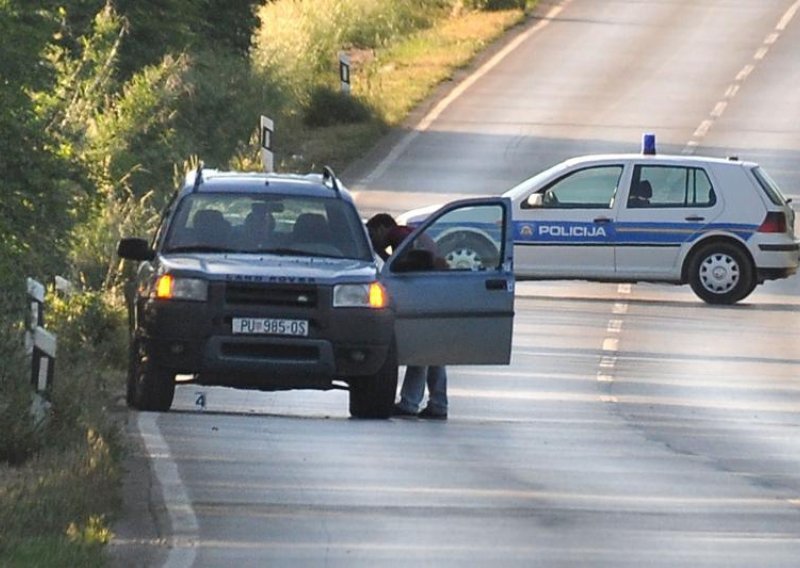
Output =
[
  {"x1": 361, "y1": 0, "x2": 572, "y2": 185},
  {"x1": 137, "y1": 412, "x2": 199, "y2": 568},
  {"x1": 776, "y1": 0, "x2": 800, "y2": 31}
]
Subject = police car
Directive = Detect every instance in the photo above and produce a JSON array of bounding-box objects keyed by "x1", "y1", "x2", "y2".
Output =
[
  {"x1": 117, "y1": 165, "x2": 515, "y2": 417},
  {"x1": 401, "y1": 137, "x2": 798, "y2": 304}
]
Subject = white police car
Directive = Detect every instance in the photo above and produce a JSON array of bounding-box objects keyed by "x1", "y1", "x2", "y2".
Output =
[{"x1": 401, "y1": 137, "x2": 798, "y2": 304}]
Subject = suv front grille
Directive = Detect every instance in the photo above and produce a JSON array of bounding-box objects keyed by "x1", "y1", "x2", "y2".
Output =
[{"x1": 225, "y1": 283, "x2": 318, "y2": 308}]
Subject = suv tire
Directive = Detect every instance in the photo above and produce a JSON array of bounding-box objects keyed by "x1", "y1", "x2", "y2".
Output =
[
  {"x1": 128, "y1": 338, "x2": 176, "y2": 411},
  {"x1": 687, "y1": 241, "x2": 755, "y2": 304},
  {"x1": 349, "y1": 343, "x2": 398, "y2": 419}
]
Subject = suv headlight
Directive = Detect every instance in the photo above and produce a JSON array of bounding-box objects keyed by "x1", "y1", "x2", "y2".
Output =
[
  {"x1": 154, "y1": 275, "x2": 208, "y2": 301},
  {"x1": 333, "y1": 282, "x2": 387, "y2": 308}
]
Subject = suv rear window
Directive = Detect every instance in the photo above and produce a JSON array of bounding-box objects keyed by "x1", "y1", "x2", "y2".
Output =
[
  {"x1": 163, "y1": 193, "x2": 373, "y2": 260},
  {"x1": 751, "y1": 166, "x2": 787, "y2": 206}
]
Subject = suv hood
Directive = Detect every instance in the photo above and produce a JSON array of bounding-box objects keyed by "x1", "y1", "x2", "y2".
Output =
[{"x1": 159, "y1": 253, "x2": 378, "y2": 283}]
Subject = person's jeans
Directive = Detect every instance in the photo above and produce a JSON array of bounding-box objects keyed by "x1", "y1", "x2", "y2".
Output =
[{"x1": 397, "y1": 365, "x2": 448, "y2": 413}]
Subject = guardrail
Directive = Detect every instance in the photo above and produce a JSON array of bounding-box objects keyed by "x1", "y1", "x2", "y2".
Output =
[{"x1": 25, "y1": 278, "x2": 57, "y2": 398}]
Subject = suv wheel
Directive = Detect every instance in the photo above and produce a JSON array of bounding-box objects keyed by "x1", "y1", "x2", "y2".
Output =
[
  {"x1": 349, "y1": 343, "x2": 398, "y2": 419},
  {"x1": 687, "y1": 242, "x2": 755, "y2": 304},
  {"x1": 128, "y1": 338, "x2": 176, "y2": 411}
]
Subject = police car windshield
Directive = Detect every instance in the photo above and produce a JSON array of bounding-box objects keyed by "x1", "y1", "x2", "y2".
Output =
[
  {"x1": 503, "y1": 166, "x2": 560, "y2": 200},
  {"x1": 162, "y1": 193, "x2": 374, "y2": 260}
]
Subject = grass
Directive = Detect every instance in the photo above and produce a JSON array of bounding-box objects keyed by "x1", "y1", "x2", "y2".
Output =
[
  {"x1": 0, "y1": 427, "x2": 121, "y2": 566},
  {"x1": 257, "y1": 6, "x2": 528, "y2": 175},
  {"x1": 0, "y1": 291, "x2": 126, "y2": 566},
  {"x1": 361, "y1": 9, "x2": 525, "y2": 125}
]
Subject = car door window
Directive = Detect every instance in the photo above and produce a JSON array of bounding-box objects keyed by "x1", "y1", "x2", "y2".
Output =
[
  {"x1": 392, "y1": 204, "x2": 505, "y2": 272},
  {"x1": 530, "y1": 165, "x2": 623, "y2": 209},
  {"x1": 383, "y1": 198, "x2": 514, "y2": 366},
  {"x1": 630, "y1": 165, "x2": 716, "y2": 208}
]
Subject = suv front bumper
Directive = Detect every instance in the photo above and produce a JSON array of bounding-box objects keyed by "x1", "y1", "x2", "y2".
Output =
[{"x1": 137, "y1": 289, "x2": 394, "y2": 390}]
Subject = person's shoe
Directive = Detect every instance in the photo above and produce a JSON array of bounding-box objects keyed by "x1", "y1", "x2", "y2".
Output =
[
  {"x1": 392, "y1": 404, "x2": 418, "y2": 417},
  {"x1": 418, "y1": 406, "x2": 447, "y2": 420}
]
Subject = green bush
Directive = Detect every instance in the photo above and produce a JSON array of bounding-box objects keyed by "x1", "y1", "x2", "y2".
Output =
[
  {"x1": 304, "y1": 86, "x2": 375, "y2": 127},
  {"x1": 0, "y1": 373, "x2": 44, "y2": 466},
  {"x1": 0, "y1": 284, "x2": 127, "y2": 466},
  {"x1": 47, "y1": 289, "x2": 128, "y2": 373},
  {"x1": 173, "y1": 50, "x2": 288, "y2": 170},
  {"x1": 84, "y1": 54, "x2": 191, "y2": 201},
  {"x1": 68, "y1": 189, "x2": 160, "y2": 291},
  {"x1": 0, "y1": 290, "x2": 44, "y2": 465}
]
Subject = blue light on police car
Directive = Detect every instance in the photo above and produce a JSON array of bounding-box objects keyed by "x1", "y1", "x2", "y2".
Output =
[{"x1": 642, "y1": 133, "x2": 656, "y2": 155}]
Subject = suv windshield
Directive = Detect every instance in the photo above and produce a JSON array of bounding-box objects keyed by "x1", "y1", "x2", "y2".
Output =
[{"x1": 163, "y1": 192, "x2": 373, "y2": 260}]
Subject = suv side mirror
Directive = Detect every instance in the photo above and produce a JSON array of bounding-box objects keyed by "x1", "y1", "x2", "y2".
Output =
[{"x1": 117, "y1": 237, "x2": 155, "y2": 261}]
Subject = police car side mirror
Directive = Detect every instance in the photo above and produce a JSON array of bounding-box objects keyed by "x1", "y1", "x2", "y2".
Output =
[
  {"x1": 117, "y1": 237, "x2": 155, "y2": 261},
  {"x1": 524, "y1": 194, "x2": 543, "y2": 209}
]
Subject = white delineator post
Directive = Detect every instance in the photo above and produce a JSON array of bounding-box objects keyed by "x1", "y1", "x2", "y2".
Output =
[
  {"x1": 25, "y1": 278, "x2": 57, "y2": 394},
  {"x1": 339, "y1": 52, "x2": 351, "y2": 94},
  {"x1": 260, "y1": 115, "x2": 274, "y2": 173}
]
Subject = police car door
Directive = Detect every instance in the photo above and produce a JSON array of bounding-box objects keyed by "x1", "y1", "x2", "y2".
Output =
[
  {"x1": 381, "y1": 198, "x2": 514, "y2": 365},
  {"x1": 513, "y1": 164, "x2": 623, "y2": 279},
  {"x1": 615, "y1": 163, "x2": 723, "y2": 279}
]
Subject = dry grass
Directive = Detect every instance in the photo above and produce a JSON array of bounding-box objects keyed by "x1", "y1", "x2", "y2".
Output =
[
  {"x1": 357, "y1": 9, "x2": 524, "y2": 124},
  {"x1": 257, "y1": 7, "x2": 528, "y2": 174}
]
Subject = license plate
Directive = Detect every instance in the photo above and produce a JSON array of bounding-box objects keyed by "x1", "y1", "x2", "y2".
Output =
[{"x1": 232, "y1": 317, "x2": 309, "y2": 337}]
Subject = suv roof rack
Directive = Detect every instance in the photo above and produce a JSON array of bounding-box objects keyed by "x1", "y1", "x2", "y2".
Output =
[
  {"x1": 191, "y1": 161, "x2": 204, "y2": 192},
  {"x1": 322, "y1": 165, "x2": 341, "y2": 197}
]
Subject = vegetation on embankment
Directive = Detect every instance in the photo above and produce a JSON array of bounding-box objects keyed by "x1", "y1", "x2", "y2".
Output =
[{"x1": 0, "y1": 0, "x2": 533, "y2": 564}]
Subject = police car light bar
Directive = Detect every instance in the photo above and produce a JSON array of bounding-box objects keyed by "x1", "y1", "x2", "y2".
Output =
[{"x1": 642, "y1": 133, "x2": 656, "y2": 155}]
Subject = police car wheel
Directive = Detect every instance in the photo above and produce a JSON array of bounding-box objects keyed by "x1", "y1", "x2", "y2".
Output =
[
  {"x1": 687, "y1": 242, "x2": 755, "y2": 305},
  {"x1": 349, "y1": 342, "x2": 398, "y2": 419},
  {"x1": 438, "y1": 233, "x2": 498, "y2": 270},
  {"x1": 129, "y1": 338, "x2": 176, "y2": 411}
]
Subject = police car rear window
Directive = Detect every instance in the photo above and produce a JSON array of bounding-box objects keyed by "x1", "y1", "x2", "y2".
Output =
[
  {"x1": 751, "y1": 167, "x2": 786, "y2": 206},
  {"x1": 631, "y1": 165, "x2": 716, "y2": 208}
]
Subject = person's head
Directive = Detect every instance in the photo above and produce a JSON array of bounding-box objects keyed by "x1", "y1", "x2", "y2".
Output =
[
  {"x1": 245, "y1": 202, "x2": 275, "y2": 233},
  {"x1": 366, "y1": 213, "x2": 397, "y2": 249}
]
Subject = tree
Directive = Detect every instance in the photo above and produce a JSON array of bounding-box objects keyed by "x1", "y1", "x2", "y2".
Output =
[
  {"x1": 0, "y1": 1, "x2": 74, "y2": 277},
  {"x1": 113, "y1": 0, "x2": 261, "y2": 79}
]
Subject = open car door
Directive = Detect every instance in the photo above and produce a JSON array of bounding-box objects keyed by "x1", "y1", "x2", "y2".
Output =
[{"x1": 381, "y1": 197, "x2": 515, "y2": 365}]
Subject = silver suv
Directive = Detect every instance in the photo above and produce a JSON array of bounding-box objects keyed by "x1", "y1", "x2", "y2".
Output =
[{"x1": 117, "y1": 166, "x2": 516, "y2": 417}]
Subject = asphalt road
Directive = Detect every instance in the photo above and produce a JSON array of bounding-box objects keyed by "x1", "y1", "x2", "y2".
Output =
[{"x1": 111, "y1": 1, "x2": 800, "y2": 566}]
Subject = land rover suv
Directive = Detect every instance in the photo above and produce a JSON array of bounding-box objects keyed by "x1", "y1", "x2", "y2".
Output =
[{"x1": 117, "y1": 166, "x2": 515, "y2": 418}]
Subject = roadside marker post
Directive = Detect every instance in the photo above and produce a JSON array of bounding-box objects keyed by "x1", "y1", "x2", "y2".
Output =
[
  {"x1": 25, "y1": 278, "x2": 57, "y2": 394},
  {"x1": 25, "y1": 278, "x2": 58, "y2": 425},
  {"x1": 339, "y1": 52, "x2": 351, "y2": 94},
  {"x1": 260, "y1": 115, "x2": 274, "y2": 173}
]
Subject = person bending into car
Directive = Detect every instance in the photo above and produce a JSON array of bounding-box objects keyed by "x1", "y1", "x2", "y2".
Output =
[{"x1": 366, "y1": 213, "x2": 448, "y2": 420}]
